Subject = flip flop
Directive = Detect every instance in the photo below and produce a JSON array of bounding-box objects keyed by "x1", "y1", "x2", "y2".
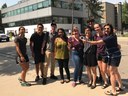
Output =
[{"x1": 104, "y1": 90, "x2": 117, "y2": 96}]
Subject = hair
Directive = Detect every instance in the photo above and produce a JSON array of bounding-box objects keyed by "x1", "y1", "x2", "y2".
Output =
[
  {"x1": 18, "y1": 26, "x2": 25, "y2": 35},
  {"x1": 87, "y1": 19, "x2": 95, "y2": 23},
  {"x1": 51, "y1": 22, "x2": 57, "y2": 27},
  {"x1": 94, "y1": 23, "x2": 103, "y2": 30},
  {"x1": 85, "y1": 26, "x2": 92, "y2": 32},
  {"x1": 104, "y1": 23, "x2": 114, "y2": 35},
  {"x1": 57, "y1": 28, "x2": 68, "y2": 42},
  {"x1": 73, "y1": 26, "x2": 79, "y2": 31},
  {"x1": 37, "y1": 23, "x2": 44, "y2": 27},
  {"x1": 19, "y1": 26, "x2": 25, "y2": 31}
]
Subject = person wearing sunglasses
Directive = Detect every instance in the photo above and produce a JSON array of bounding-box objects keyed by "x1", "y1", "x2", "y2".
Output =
[{"x1": 86, "y1": 23, "x2": 123, "y2": 96}]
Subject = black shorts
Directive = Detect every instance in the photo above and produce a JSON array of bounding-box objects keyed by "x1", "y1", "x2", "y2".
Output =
[
  {"x1": 83, "y1": 53, "x2": 97, "y2": 67},
  {"x1": 97, "y1": 53, "x2": 108, "y2": 64},
  {"x1": 34, "y1": 53, "x2": 45, "y2": 64},
  {"x1": 16, "y1": 55, "x2": 29, "y2": 64}
]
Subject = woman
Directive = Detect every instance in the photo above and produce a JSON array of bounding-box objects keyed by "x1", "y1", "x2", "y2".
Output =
[
  {"x1": 68, "y1": 27, "x2": 84, "y2": 87},
  {"x1": 83, "y1": 26, "x2": 97, "y2": 89},
  {"x1": 94, "y1": 23, "x2": 109, "y2": 89},
  {"x1": 14, "y1": 26, "x2": 31, "y2": 86},
  {"x1": 86, "y1": 24, "x2": 123, "y2": 95},
  {"x1": 54, "y1": 28, "x2": 70, "y2": 84}
]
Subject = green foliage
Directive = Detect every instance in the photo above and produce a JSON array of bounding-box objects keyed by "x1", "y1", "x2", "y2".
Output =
[
  {"x1": 1, "y1": 3, "x2": 7, "y2": 9},
  {"x1": 122, "y1": 0, "x2": 128, "y2": 24},
  {"x1": 82, "y1": 0, "x2": 103, "y2": 19}
]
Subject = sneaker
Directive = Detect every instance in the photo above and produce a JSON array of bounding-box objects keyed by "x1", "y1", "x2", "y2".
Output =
[
  {"x1": 42, "y1": 78, "x2": 47, "y2": 85},
  {"x1": 35, "y1": 76, "x2": 40, "y2": 82},
  {"x1": 116, "y1": 86, "x2": 125, "y2": 92},
  {"x1": 18, "y1": 78, "x2": 22, "y2": 83},
  {"x1": 21, "y1": 81, "x2": 31, "y2": 87},
  {"x1": 50, "y1": 75, "x2": 58, "y2": 80},
  {"x1": 79, "y1": 80, "x2": 84, "y2": 84}
]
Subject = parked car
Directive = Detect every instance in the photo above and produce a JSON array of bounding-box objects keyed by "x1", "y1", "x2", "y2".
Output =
[{"x1": 0, "y1": 33, "x2": 10, "y2": 42}]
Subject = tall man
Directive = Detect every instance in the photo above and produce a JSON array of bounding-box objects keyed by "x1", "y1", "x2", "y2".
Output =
[
  {"x1": 30, "y1": 23, "x2": 46, "y2": 84},
  {"x1": 42, "y1": 22, "x2": 58, "y2": 80}
]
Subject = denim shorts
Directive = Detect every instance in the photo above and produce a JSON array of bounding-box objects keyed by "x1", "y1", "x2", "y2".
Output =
[{"x1": 108, "y1": 51, "x2": 121, "y2": 67}]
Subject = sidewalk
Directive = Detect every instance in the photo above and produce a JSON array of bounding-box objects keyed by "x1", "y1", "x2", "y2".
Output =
[
  {"x1": 0, "y1": 37, "x2": 128, "y2": 96},
  {"x1": 0, "y1": 57, "x2": 128, "y2": 96}
]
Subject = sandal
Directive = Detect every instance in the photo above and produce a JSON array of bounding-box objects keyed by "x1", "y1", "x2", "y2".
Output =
[
  {"x1": 60, "y1": 80, "x2": 64, "y2": 84},
  {"x1": 102, "y1": 84, "x2": 109, "y2": 89},
  {"x1": 104, "y1": 90, "x2": 117, "y2": 96},
  {"x1": 21, "y1": 81, "x2": 31, "y2": 87},
  {"x1": 91, "y1": 84, "x2": 96, "y2": 89},
  {"x1": 65, "y1": 79, "x2": 70, "y2": 83}
]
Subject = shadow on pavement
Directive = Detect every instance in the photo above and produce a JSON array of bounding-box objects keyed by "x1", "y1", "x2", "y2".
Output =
[{"x1": 0, "y1": 45, "x2": 34, "y2": 76}]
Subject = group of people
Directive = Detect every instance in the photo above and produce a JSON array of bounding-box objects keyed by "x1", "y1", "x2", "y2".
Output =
[{"x1": 14, "y1": 20, "x2": 124, "y2": 96}]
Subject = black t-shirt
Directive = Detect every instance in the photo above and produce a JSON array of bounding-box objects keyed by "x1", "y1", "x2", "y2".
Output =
[
  {"x1": 14, "y1": 36, "x2": 27, "y2": 56},
  {"x1": 30, "y1": 32, "x2": 45, "y2": 53},
  {"x1": 103, "y1": 34, "x2": 119, "y2": 54}
]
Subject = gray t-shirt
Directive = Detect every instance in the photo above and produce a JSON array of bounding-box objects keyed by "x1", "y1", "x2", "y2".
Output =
[{"x1": 44, "y1": 32, "x2": 58, "y2": 52}]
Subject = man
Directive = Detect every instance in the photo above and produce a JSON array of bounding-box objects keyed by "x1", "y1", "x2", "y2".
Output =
[
  {"x1": 30, "y1": 23, "x2": 46, "y2": 84},
  {"x1": 42, "y1": 22, "x2": 58, "y2": 80}
]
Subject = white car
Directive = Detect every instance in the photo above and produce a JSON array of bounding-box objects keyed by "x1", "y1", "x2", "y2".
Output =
[{"x1": 0, "y1": 33, "x2": 10, "y2": 42}]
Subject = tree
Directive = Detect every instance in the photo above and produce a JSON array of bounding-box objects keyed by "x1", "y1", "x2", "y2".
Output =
[
  {"x1": 122, "y1": 0, "x2": 128, "y2": 28},
  {"x1": 82, "y1": 0, "x2": 103, "y2": 19},
  {"x1": 1, "y1": 3, "x2": 7, "y2": 9}
]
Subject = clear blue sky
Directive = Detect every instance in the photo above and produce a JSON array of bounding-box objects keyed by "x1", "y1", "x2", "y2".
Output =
[{"x1": 0, "y1": 0, "x2": 128, "y2": 7}]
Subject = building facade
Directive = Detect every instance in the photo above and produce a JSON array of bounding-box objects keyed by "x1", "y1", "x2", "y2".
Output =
[
  {"x1": 1, "y1": 0, "x2": 122, "y2": 38},
  {"x1": 101, "y1": 2, "x2": 122, "y2": 30},
  {"x1": 1, "y1": 0, "x2": 88, "y2": 38}
]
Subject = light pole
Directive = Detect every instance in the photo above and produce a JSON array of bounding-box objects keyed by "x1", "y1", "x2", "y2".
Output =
[
  {"x1": 71, "y1": 0, "x2": 75, "y2": 31},
  {"x1": 119, "y1": 2, "x2": 123, "y2": 35}
]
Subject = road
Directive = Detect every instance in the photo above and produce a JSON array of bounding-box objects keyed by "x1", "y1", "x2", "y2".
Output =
[{"x1": 0, "y1": 37, "x2": 128, "y2": 96}]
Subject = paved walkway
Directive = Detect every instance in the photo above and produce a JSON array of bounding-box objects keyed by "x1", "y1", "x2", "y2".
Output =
[{"x1": 0, "y1": 37, "x2": 128, "y2": 96}]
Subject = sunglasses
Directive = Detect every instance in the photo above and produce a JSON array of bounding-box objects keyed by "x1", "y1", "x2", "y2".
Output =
[{"x1": 104, "y1": 28, "x2": 110, "y2": 30}]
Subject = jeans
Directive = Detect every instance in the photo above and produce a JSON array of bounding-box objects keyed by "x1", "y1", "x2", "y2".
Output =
[
  {"x1": 57, "y1": 59, "x2": 70, "y2": 80},
  {"x1": 71, "y1": 50, "x2": 83, "y2": 82}
]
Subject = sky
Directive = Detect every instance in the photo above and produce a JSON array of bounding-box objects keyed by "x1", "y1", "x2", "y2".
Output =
[{"x1": 0, "y1": 0, "x2": 128, "y2": 7}]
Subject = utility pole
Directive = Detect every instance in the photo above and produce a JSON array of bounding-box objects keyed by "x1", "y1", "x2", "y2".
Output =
[
  {"x1": 71, "y1": 0, "x2": 75, "y2": 31},
  {"x1": 119, "y1": 2, "x2": 123, "y2": 36}
]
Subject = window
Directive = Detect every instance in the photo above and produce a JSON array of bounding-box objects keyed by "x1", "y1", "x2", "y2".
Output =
[
  {"x1": 21, "y1": 7, "x2": 25, "y2": 14},
  {"x1": 24, "y1": 6, "x2": 29, "y2": 12},
  {"x1": 28, "y1": 5, "x2": 33, "y2": 12},
  {"x1": 10, "y1": 11, "x2": 13, "y2": 16},
  {"x1": 16, "y1": 9, "x2": 21, "y2": 15},
  {"x1": 43, "y1": 0, "x2": 50, "y2": 8},
  {"x1": 62, "y1": 2, "x2": 69, "y2": 9},
  {"x1": 33, "y1": 4, "x2": 38, "y2": 11},
  {"x1": 38, "y1": 2, "x2": 43, "y2": 9}
]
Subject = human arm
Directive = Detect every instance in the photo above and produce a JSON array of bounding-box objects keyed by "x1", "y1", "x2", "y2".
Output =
[
  {"x1": 118, "y1": 44, "x2": 121, "y2": 49},
  {"x1": 30, "y1": 40, "x2": 34, "y2": 57},
  {"x1": 87, "y1": 39, "x2": 105, "y2": 45},
  {"x1": 15, "y1": 42, "x2": 25, "y2": 62}
]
